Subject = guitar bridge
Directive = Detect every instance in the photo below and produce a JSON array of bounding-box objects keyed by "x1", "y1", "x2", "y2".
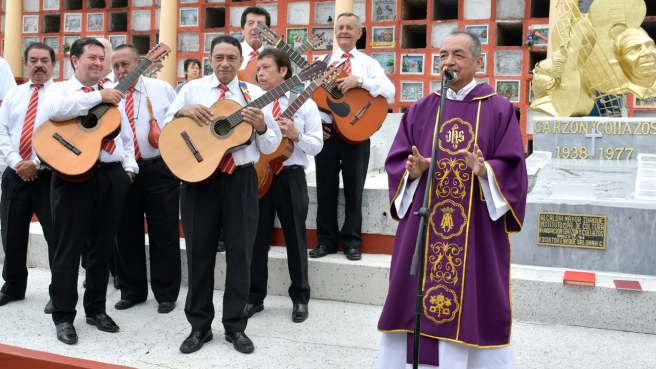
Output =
[
  {"x1": 350, "y1": 101, "x2": 372, "y2": 125},
  {"x1": 52, "y1": 133, "x2": 82, "y2": 155},
  {"x1": 180, "y1": 130, "x2": 203, "y2": 162}
]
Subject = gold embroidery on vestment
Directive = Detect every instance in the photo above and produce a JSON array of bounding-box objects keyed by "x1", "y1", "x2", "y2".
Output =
[
  {"x1": 424, "y1": 285, "x2": 460, "y2": 324},
  {"x1": 430, "y1": 199, "x2": 467, "y2": 239},
  {"x1": 438, "y1": 118, "x2": 474, "y2": 155},
  {"x1": 434, "y1": 158, "x2": 470, "y2": 199},
  {"x1": 428, "y1": 241, "x2": 463, "y2": 284}
]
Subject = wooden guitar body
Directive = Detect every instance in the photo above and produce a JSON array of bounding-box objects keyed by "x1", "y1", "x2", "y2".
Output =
[
  {"x1": 237, "y1": 61, "x2": 258, "y2": 85},
  {"x1": 254, "y1": 137, "x2": 295, "y2": 198},
  {"x1": 32, "y1": 106, "x2": 122, "y2": 182},
  {"x1": 159, "y1": 99, "x2": 255, "y2": 185},
  {"x1": 311, "y1": 72, "x2": 389, "y2": 144}
]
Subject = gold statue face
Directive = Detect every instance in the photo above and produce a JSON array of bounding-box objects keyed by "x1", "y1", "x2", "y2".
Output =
[{"x1": 616, "y1": 28, "x2": 656, "y2": 88}]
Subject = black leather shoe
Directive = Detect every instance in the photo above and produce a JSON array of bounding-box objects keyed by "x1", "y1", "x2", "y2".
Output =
[
  {"x1": 157, "y1": 302, "x2": 176, "y2": 314},
  {"x1": 344, "y1": 247, "x2": 362, "y2": 260},
  {"x1": 0, "y1": 292, "x2": 24, "y2": 306},
  {"x1": 243, "y1": 303, "x2": 264, "y2": 318},
  {"x1": 56, "y1": 322, "x2": 78, "y2": 344},
  {"x1": 179, "y1": 330, "x2": 212, "y2": 354},
  {"x1": 44, "y1": 299, "x2": 55, "y2": 314},
  {"x1": 309, "y1": 245, "x2": 336, "y2": 258},
  {"x1": 225, "y1": 331, "x2": 254, "y2": 354},
  {"x1": 86, "y1": 313, "x2": 120, "y2": 332},
  {"x1": 292, "y1": 304, "x2": 308, "y2": 323},
  {"x1": 217, "y1": 241, "x2": 226, "y2": 253},
  {"x1": 114, "y1": 299, "x2": 141, "y2": 310},
  {"x1": 113, "y1": 277, "x2": 120, "y2": 289}
]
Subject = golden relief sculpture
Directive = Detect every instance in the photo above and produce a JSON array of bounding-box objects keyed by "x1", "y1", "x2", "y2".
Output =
[{"x1": 531, "y1": 0, "x2": 656, "y2": 117}]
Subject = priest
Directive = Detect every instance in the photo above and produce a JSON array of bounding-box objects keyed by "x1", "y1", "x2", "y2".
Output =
[{"x1": 376, "y1": 29, "x2": 528, "y2": 368}]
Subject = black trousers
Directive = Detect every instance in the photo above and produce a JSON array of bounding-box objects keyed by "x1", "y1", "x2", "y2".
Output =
[
  {"x1": 314, "y1": 128, "x2": 370, "y2": 250},
  {"x1": 115, "y1": 159, "x2": 181, "y2": 303},
  {"x1": 181, "y1": 165, "x2": 258, "y2": 333},
  {"x1": 49, "y1": 163, "x2": 130, "y2": 325},
  {"x1": 1, "y1": 169, "x2": 54, "y2": 298},
  {"x1": 248, "y1": 167, "x2": 310, "y2": 305}
]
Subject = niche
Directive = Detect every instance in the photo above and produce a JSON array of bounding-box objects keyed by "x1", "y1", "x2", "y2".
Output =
[
  {"x1": 496, "y1": 21, "x2": 523, "y2": 47},
  {"x1": 401, "y1": 24, "x2": 427, "y2": 49}
]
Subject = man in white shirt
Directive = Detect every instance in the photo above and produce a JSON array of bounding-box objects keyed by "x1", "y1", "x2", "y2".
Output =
[
  {"x1": 0, "y1": 43, "x2": 56, "y2": 313},
  {"x1": 164, "y1": 35, "x2": 281, "y2": 355},
  {"x1": 239, "y1": 6, "x2": 269, "y2": 71},
  {"x1": 0, "y1": 56, "x2": 17, "y2": 106},
  {"x1": 244, "y1": 49, "x2": 323, "y2": 324},
  {"x1": 309, "y1": 13, "x2": 395, "y2": 261},
  {"x1": 110, "y1": 44, "x2": 181, "y2": 315},
  {"x1": 42, "y1": 37, "x2": 138, "y2": 345}
]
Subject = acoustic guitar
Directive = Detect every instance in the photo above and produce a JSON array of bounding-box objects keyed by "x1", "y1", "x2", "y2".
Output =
[
  {"x1": 255, "y1": 61, "x2": 346, "y2": 198},
  {"x1": 159, "y1": 61, "x2": 327, "y2": 185},
  {"x1": 33, "y1": 44, "x2": 170, "y2": 182},
  {"x1": 255, "y1": 24, "x2": 389, "y2": 144},
  {"x1": 237, "y1": 33, "x2": 326, "y2": 85}
]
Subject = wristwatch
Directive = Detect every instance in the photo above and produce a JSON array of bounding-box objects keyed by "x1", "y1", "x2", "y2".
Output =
[
  {"x1": 357, "y1": 77, "x2": 364, "y2": 88},
  {"x1": 293, "y1": 132, "x2": 303, "y2": 143},
  {"x1": 32, "y1": 158, "x2": 41, "y2": 170}
]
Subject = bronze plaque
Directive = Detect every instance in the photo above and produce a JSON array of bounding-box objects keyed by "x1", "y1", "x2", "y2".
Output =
[{"x1": 537, "y1": 212, "x2": 607, "y2": 249}]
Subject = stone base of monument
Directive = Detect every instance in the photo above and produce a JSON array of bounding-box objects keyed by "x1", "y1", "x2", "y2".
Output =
[{"x1": 7, "y1": 223, "x2": 656, "y2": 335}]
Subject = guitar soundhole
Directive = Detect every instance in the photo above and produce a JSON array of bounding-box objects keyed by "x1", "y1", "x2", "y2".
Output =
[
  {"x1": 77, "y1": 114, "x2": 101, "y2": 132},
  {"x1": 212, "y1": 118, "x2": 233, "y2": 138}
]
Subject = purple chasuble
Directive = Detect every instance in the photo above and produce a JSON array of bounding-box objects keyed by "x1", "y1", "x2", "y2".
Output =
[{"x1": 378, "y1": 83, "x2": 527, "y2": 366}]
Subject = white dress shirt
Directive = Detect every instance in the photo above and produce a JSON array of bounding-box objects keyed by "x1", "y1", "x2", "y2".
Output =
[
  {"x1": 240, "y1": 41, "x2": 264, "y2": 71},
  {"x1": 0, "y1": 79, "x2": 53, "y2": 169},
  {"x1": 42, "y1": 76, "x2": 139, "y2": 173},
  {"x1": 393, "y1": 78, "x2": 508, "y2": 220},
  {"x1": 0, "y1": 57, "x2": 17, "y2": 102},
  {"x1": 118, "y1": 77, "x2": 177, "y2": 160},
  {"x1": 273, "y1": 92, "x2": 323, "y2": 169},
  {"x1": 319, "y1": 47, "x2": 396, "y2": 124},
  {"x1": 164, "y1": 74, "x2": 281, "y2": 164}
]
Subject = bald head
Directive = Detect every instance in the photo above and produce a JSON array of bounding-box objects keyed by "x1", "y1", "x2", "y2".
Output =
[{"x1": 97, "y1": 38, "x2": 113, "y2": 78}]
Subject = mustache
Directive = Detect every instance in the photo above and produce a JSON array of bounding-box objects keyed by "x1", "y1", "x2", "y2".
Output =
[
  {"x1": 118, "y1": 73, "x2": 129, "y2": 80},
  {"x1": 34, "y1": 67, "x2": 47, "y2": 74}
]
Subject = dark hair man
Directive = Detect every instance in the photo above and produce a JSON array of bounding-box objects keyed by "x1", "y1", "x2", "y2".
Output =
[
  {"x1": 239, "y1": 6, "x2": 271, "y2": 71},
  {"x1": 243, "y1": 48, "x2": 323, "y2": 323},
  {"x1": 110, "y1": 44, "x2": 181, "y2": 315},
  {"x1": 309, "y1": 13, "x2": 395, "y2": 261},
  {"x1": 0, "y1": 42, "x2": 56, "y2": 313},
  {"x1": 42, "y1": 37, "x2": 139, "y2": 345},
  {"x1": 375, "y1": 29, "x2": 527, "y2": 368},
  {"x1": 164, "y1": 35, "x2": 281, "y2": 355}
]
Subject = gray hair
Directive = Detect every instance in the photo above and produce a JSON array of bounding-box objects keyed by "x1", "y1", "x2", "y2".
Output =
[
  {"x1": 336, "y1": 12, "x2": 363, "y2": 30},
  {"x1": 443, "y1": 28, "x2": 482, "y2": 60}
]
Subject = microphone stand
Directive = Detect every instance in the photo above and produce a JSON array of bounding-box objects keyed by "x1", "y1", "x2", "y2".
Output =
[{"x1": 410, "y1": 68, "x2": 455, "y2": 369}]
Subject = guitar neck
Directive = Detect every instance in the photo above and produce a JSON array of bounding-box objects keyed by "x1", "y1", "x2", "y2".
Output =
[
  {"x1": 276, "y1": 41, "x2": 311, "y2": 70},
  {"x1": 294, "y1": 40, "x2": 313, "y2": 55},
  {"x1": 88, "y1": 59, "x2": 154, "y2": 119},
  {"x1": 225, "y1": 75, "x2": 303, "y2": 127},
  {"x1": 281, "y1": 80, "x2": 321, "y2": 120}
]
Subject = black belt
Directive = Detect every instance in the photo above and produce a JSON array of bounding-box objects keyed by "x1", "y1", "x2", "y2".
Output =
[
  {"x1": 98, "y1": 161, "x2": 121, "y2": 168},
  {"x1": 234, "y1": 162, "x2": 253, "y2": 171},
  {"x1": 282, "y1": 165, "x2": 304, "y2": 171},
  {"x1": 137, "y1": 156, "x2": 162, "y2": 165}
]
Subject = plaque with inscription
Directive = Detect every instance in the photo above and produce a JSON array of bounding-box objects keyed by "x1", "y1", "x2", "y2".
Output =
[{"x1": 537, "y1": 212, "x2": 607, "y2": 249}]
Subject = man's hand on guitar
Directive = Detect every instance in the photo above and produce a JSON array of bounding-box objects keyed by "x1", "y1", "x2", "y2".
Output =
[
  {"x1": 15, "y1": 160, "x2": 38, "y2": 182},
  {"x1": 277, "y1": 117, "x2": 299, "y2": 140},
  {"x1": 176, "y1": 104, "x2": 214, "y2": 127},
  {"x1": 99, "y1": 88, "x2": 125, "y2": 106},
  {"x1": 241, "y1": 107, "x2": 267, "y2": 135},
  {"x1": 336, "y1": 75, "x2": 360, "y2": 94},
  {"x1": 407, "y1": 146, "x2": 430, "y2": 181}
]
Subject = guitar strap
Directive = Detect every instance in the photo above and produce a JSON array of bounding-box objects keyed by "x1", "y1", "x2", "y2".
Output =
[{"x1": 238, "y1": 81, "x2": 252, "y2": 104}]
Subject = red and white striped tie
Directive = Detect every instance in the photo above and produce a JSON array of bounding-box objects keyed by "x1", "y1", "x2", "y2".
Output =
[
  {"x1": 18, "y1": 84, "x2": 43, "y2": 160},
  {"x1": 271, "y1": 97, "x2": 285, "y2": 175},
  {"x1": 217, "y1": 85, "x2": 237, "y2": 174},
  {"x1": 343, "y1": 53, "x2": 352, "y2": 75},
  {"x1": 125, "y1": 87, "x2": 140, "y2": 160},
  {"x1": 83, "y1": 86, "x2": 116, "y2": 154},
  {"x1": 100, "y1": 77, "x2": 110, "y2": 86},
  {"x1": 248, "y1": 50, "x2": 259, "y2": 64}
]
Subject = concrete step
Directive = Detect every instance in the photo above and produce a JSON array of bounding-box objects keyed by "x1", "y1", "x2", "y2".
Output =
[{"x1": 6, "y1": 223, "x2": 656, "y2": 335}]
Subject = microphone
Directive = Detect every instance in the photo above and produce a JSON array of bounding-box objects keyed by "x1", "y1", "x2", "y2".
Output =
[{"x1": 443, "y1": 67, "x2": 458, "y2": 84}]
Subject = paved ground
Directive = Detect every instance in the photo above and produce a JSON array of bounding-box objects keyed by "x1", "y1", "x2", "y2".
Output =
[{"x1": 1, "y1": 268, "x2": 655, "y2": 368}]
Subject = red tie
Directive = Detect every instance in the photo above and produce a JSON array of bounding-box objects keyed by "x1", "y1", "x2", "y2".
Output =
[
  {"x1": 248, "y1": 50, "x2": 259, "y2": 64},
  {"x1": 125, "y1": 87, "x2": 140, "y2": 160},
  {"x1": 19, "y1": 84, "x2": 43, "y2": 160},
  {"x1": 272, "y1": 97, "x2": 281, "y2": 118},
  {"x1": 83, "y1": 86, "x2": 116, "y2": 154},
  {"x1": 343, "y1": 53, "x2": 352, "y2": 75},
  {"x1": 100, "y1": 77, "x2": 110, "y2": 86},
  {"x1": 217, "y1": 85, "x2": 236, "y2": 174}
]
